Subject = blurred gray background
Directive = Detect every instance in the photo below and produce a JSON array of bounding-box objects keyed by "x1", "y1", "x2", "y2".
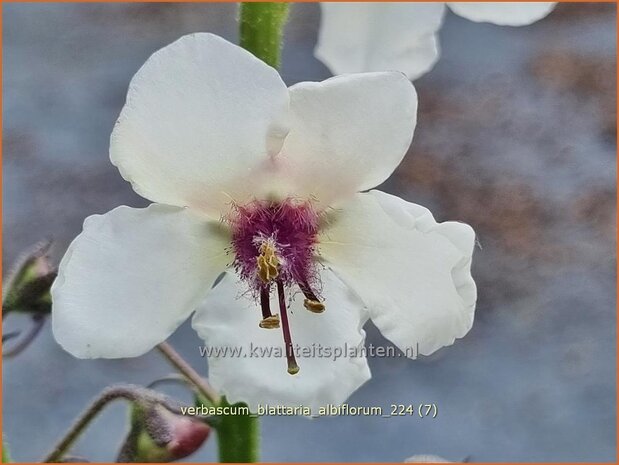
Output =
[{"x1": 3, "y1": 2, "x2": 616, "y2": 462}]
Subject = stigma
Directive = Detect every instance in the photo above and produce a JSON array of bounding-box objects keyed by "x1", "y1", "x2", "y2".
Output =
[{"x1": 227, "y1": 198, "x2": 326, "y2": 375}]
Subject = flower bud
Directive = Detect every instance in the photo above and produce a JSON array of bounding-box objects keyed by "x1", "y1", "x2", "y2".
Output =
[
  {"x1": 118, "y1": 402, "x2": 210, "y2": 462},
  {"x1": 3, "y1": 241, "x2": 56, "y2": 315}
]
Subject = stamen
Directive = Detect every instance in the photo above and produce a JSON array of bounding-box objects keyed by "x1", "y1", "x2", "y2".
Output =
[
  {"x1": 276, "y1": 280, "x2": 300, "y2": 375},
  {"x1": 259, "y1": 287, "x2": 280, "y2": 329},
  {"x1": 298, "y1": 279, "x2": 325, "y2": 313}
]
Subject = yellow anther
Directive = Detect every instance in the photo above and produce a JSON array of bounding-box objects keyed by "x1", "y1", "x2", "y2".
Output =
[
  {"x1": 259, "y1": 315, "x2": 280, "y2": 329},
  {"x1": 256, "y1": 242, "x2": 280, "y2": 283},
  {"x1": 303, "y1": 299, "x2": 325, "y2": 313}
]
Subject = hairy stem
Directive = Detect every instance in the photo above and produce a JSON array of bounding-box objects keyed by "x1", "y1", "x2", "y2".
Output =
[
  {"x1": 240, "y1": 2, "x2": 290, "y2": 69},
  {"x1": 156, "y1": 341, "x2": 220, "y2": 405},
  {"x1": 156, "y1": 343, "x2": 258, "y2": 461},
  {"x1": 42, "y1": 386, "x2": 139, "y2": 462},
  {"x1": 3, "y1": 315, "x2": 46, "y2": 358},
  {"x1": 42, "y1": 384, "x2": 199, "y2": 463}
]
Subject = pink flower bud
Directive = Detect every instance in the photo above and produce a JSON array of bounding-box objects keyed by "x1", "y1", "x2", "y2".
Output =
[
  {"x1": 118, "y1": 403, "x2": 210, "y2": 462},
  {"x1": 158, "y1": 406, "x2": 211, "y2": 460}
]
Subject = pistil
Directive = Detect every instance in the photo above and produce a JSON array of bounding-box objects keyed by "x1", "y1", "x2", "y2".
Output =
[{"x1": 276, "y1": 280, "x2": 300, "y2": 375}]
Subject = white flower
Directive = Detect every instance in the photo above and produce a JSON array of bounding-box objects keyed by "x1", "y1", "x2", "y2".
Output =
[
  {"x1": 316, "y1": 2, "x2": 557, "y2": 79},
  {"x1": 51, "y1": 33, "x2": 477, "y2": 412},
  {"x1": 405, "y1": 455, "x2": 452, "y2": 463}
]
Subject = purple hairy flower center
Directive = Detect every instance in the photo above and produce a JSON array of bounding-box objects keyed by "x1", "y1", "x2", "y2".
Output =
[
  {"x1": 226, "y1": 198, "x2": 326, "y2": 375},
  {"x1": 228, "y1": 199, "x2": 320, "y2": 293}
]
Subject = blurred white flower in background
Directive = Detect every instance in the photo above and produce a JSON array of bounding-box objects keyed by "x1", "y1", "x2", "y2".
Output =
[
  {"x1": 405, "y1": 455, "x2": 453, "y2": 463},
  {"x1": 52, "y1": 33, "x2": 476, "y2": 412},
  {"x1": 316, "y1": 2, "x2": 557, "y2": 79}
]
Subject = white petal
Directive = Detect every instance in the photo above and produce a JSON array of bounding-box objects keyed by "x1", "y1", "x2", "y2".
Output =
[
  {"x1": 52, "y1": 204, "x2": 230, "y2": 358},
  {"x1": 192, "y1": 270, "x2": 371, "y2": 413},
  {"x1": 448, "y1": 2, "x2": 556, "y2": 26},
  {"x1": 319, "y1": 191, "x2": 477, "y2": 356},
  {"x1": 316, "y1": 3, "x2": 445, "y2": 79},
  {"x1": 275, "y1": 72, "x2": 417, "y2": 209},
  {"x1": 110, "y1": 33, "x2": 290, "y2": 217}
]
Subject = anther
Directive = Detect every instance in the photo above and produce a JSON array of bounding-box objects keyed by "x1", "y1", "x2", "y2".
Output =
[
  {"x1": 303, "y1": 299, "x2": 325, "y2": 313},
  {"x1": 259, "y1": 315, "x2": 280, "y2": 329},
  {"x1": 298, "y1": 280, "x2": 325, "y2": 313},
  {"x1": 276, "y1": 280, "x2": 300, "y2": 375},
  {"x1": 256, "y1": 242, "x2": 280, "y2": 283}
]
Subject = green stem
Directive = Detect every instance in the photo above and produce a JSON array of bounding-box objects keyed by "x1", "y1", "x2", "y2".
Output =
[
  {"x1": 3, "y1": 438, "x2": 11, "y2": 462},
  {"x1": 215, "y1": 398, "x2": 260, "y2": 463},
  {"x1": 240, "y1": 2, "x2": 290, "y2": 69}
]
